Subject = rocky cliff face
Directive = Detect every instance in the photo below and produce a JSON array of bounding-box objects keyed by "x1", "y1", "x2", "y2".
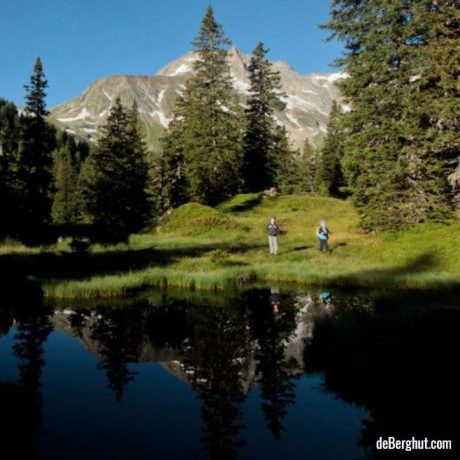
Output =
[{"x1": 49, "y1": 47, "x2": 346, "y2": 149}]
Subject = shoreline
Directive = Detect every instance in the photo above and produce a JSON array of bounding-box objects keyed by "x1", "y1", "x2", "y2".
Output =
[
  {"x1": 42, "y1": 264, "x2": 460, "y2": 299},
  {"x1": 3, "y1": 195, "x2": 458, "y2": 301}
]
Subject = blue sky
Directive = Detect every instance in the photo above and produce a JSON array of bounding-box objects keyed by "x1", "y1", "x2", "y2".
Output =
[{"x1": 0, "y1": 0, "x2": 343, "y2": 108}]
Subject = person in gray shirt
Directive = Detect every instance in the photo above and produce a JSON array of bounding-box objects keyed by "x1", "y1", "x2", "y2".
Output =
[{"x1": 266, "y1": 215, "x2": 280, "y2": 255}]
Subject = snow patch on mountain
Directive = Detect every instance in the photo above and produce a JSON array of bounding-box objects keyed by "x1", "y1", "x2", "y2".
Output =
[
  {"x1": 150, "y1": 110, "x2": 172, "y2": 128},
  {"x1": 102, "y1": 89, "x2": 113, "y2": 101},
  {"x1": 312, "y1": 72, "x2": 348, "y2": 84},
  {"x1": 283, "y1": 95, "x2": 329, "y2": 117},
  {"x1": 58, "y1": 108, "x2": 92, "y2": 123},
  {"x1": 157, "y1": 88, "x2": 167, "y2": 103},
  {"x1": 82, "y1": 127, "x2": 97, "y2": 134},
  {"x1": 232, "y1": 77, "x2": 250, "y2": 93},
  {"x1": 168, "y1": 63, "x2": 191, "y2": 76},
  {"x1": 286, "y1": 111, "x2": 302, "y2": 129}
]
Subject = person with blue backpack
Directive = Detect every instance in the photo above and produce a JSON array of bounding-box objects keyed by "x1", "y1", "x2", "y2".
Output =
[{"x1": 316, "y1": 220, "x2": 331, "y2": 253}]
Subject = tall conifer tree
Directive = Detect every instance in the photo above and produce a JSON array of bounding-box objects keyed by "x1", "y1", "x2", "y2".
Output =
[
  {"x1": 316, "y1": 101, "x2": 347, "y2": 197},
  {"x1": 409, "y1": 0, "x2": 459, "y2": 209},
  {"x1": 325, "y1": 0, "x2": 455, "y2": 228},
  {"x1": 162, "y1": 7, "x2": 243, "y2": 205},
  {"x1": 17, "y1": 58, "x2": 55, "y2": 230},
  {"x1": 243, "y1": 42, "x2": 286, "y2": 192},
  {"x1": 0, "y1": 99, "x2": 21, "y2": 237},
  {"x1": 52, "y1": 142, "x2": 78, "y2": 224},
  {"x1": 271, "y1": 125, "x2": 296, "y2": 193},
  {"x1": 292, "y1": 137, "x2": 318, "y2": 194},
  {"x1": 79, "y1": 98, "x2": 151, "y2": 242}
]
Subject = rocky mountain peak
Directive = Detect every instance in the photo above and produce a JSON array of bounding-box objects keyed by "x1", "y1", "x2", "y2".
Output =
[{"x1": 50, "y1": 48, "x2": 346, "y2": 149}]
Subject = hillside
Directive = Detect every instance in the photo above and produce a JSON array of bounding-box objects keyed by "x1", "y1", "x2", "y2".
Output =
[
  {"x1": 49, "y1": 47, "x2": 346, "y2": 150},
  {"x1": 37, "y1": 194, "x2": 460, "y2": 299}
]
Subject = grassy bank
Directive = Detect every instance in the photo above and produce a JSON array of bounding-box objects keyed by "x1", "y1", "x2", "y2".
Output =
[{"x1": 3, "y1": 194, "x2": 460, "y2": 298}]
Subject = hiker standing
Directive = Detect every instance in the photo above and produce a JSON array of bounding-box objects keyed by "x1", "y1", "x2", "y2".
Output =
[
  {"x1": 316, "y1": 220, "x2": 331, "y2": 252},
  {"x1": 266, "y1": 215, "x2": 280, "y2": 255}
]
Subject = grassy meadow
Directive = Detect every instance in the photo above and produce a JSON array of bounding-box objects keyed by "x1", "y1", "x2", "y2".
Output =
[{"x1": 2, "y1": 193, "x2": 459, "y2": 298}]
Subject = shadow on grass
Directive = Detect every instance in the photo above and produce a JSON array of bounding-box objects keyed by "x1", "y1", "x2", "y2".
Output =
[
  {"x1": 0, "y1": 240, "x2": 264, "y2": 283},
  {"x1": 333, "y1": 253, "x2": 460, "y2": 291},
  {"x1": 219, "y1": 193, "x2": 262, "y2": 213},
  {"x1": 292, "y1": 245, "x2": 312, "y2": 252}
]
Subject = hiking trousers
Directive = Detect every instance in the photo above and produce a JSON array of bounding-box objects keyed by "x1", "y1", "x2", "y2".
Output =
[
  {"x1": 319, "y1": 238, "x2": 329, "y2": 251},
  {"x1": 268, "y1": 236, "x2": 278, "y2": 255}
]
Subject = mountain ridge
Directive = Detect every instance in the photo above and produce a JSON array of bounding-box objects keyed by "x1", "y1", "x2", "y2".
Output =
[{"x1": 49, "y1": 47, "x2": 346, "y2": 149}]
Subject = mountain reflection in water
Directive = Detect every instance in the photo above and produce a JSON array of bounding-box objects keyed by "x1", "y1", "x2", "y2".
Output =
[{"x1": 0, "y1": 287, "x2": 459, "y2": 460}]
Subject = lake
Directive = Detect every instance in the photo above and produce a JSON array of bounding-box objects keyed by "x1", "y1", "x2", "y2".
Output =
[{"x1": 1, "y1": 286, "x2": 459, "y2": 459}]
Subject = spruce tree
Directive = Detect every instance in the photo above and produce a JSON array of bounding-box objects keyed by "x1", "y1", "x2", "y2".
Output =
[
  {"x1": 51, "y1": 142, "x2": 78, "y2": 223},
  {"x1": 79, "y1": 98, "x2": 151, "y2": 242},
  {"x1": 0, "y1": 99, "x2": 21, "y2": 238},
  {"x1": 316, "y1": 101, "x2": 347, "y2": 197},
  {"x1": 292, "y1": 137, "x2": 318, "y2": 194},
  {"x1": 243, "y1": 42, "x2": 286, "y2": 192},
  {"x1": 409, "y1": 0, "x2": 459, "y2": 210},
  {"x1": 151, "y1": 142, "x2": 187, "y2": 214},
  {"x1": 162, "y1": 7, "x2": 243, "y2": 205},
  {"x1": 17, "y1": 57, "x2": 55, "y2": 231},
  {"x1": 271, "y1": 125, "x2": 296, "y2": 193},
  {"x1": 51, "y1": 131, "x2": 89, "y2": 225},
  {"x1": 324, "y1": 0, "x2": 455, "y2": 228}
]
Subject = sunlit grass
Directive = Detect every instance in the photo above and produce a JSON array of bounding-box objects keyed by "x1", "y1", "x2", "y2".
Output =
[{"x1": 3, "y1": 194, "x2": 460, "y2": 298}]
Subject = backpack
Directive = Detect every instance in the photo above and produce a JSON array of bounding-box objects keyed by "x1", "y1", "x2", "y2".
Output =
[{"x1": 317, "y1": 226, "x2": 329, "y2": 240}]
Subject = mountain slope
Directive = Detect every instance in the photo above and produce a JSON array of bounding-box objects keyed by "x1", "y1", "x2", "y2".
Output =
[{"x1": 49, "y1": 47, "x2": 346, "y2": 149}]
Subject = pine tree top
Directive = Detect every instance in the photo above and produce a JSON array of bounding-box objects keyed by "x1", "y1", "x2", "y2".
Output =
[
  {"x1": 246, "y1": 41, "x2": 285, "y2": 115},
  {"x1": 192, "y1": 6, "x2": 231, "y2": 52},
  {"x1": 24, "y1": 56, "x2": 48, "y2": 118}
]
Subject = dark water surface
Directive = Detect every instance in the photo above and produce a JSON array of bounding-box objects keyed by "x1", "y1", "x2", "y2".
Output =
[{"x1": 1, "y1": 286, "x2": 459, "y2": 460}]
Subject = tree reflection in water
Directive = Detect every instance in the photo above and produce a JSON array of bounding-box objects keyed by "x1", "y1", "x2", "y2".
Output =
[
  {"x1": 304, "y1": 291, "x2": 460, "y2": 459},
  {"x1": 66, "y1": 304, "x2": 145, "y2": 402},
  {"x1": 183, "y1": 302, "x2": 250, "y2": 460},
  {"x1": 61, "y1": 288, "x2": 310, "y2": 458},
  {"x1": 3, "y1": 285, "x2": 459, "y2": 459},
  {"x1": 13, "y1": 305, "x2": 53, "y2": 409},
  {"x1": 246, "y1": 288, "x2": 300, "y2": 440},
  {"x1": 6, "y1": 296, "x2": 53, "y2": 458},
  {"x1": 89, "y1": 306, "x2": 144, "y2": 402}
]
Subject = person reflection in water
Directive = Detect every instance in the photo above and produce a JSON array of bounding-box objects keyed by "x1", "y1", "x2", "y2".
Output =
[
  {"x1": 320, "y1": 291, "x2": 333, "y2": 313},
  {"x1": 269, "y1": 287, "x2": 281, "y2": 314}
]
